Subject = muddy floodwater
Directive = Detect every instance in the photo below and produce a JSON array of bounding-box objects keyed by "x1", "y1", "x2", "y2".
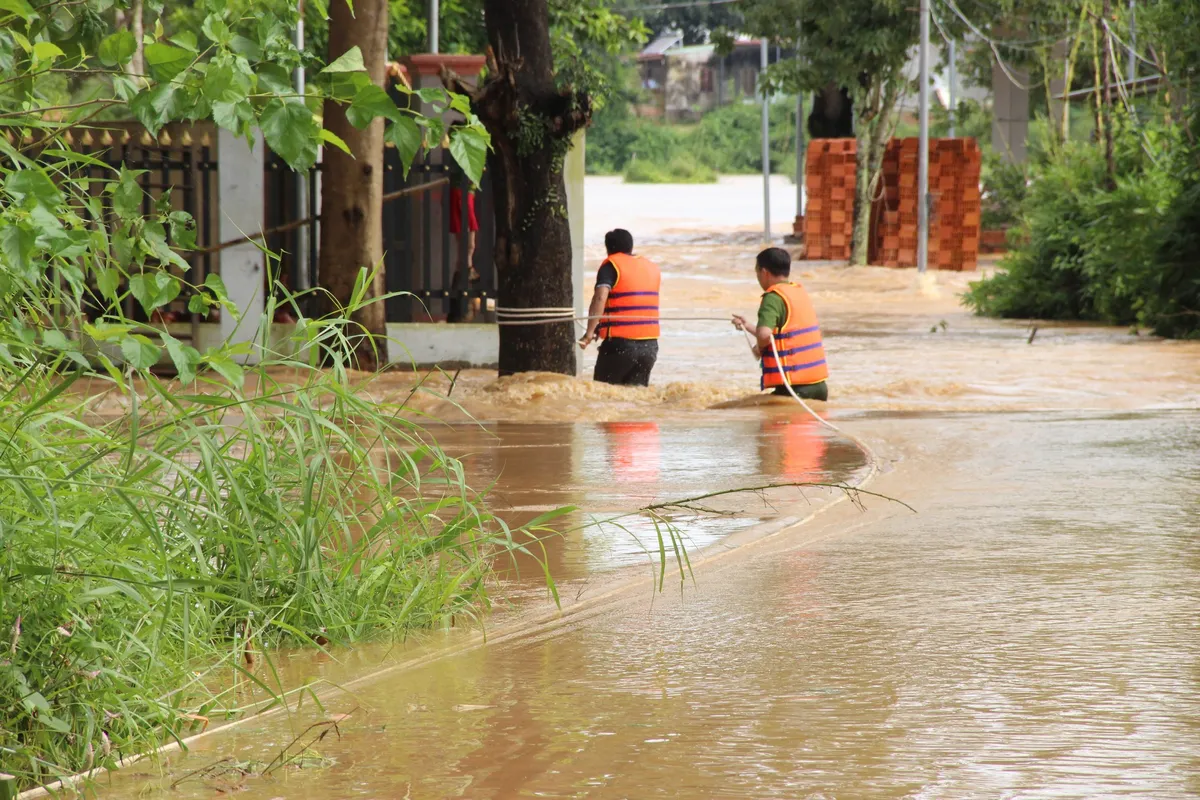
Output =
[{"x1": 89, "y1": 179, "x2": 1200, "y2": 799}]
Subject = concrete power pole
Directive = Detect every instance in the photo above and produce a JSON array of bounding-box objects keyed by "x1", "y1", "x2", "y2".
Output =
[
  {"x1": 917, "y1": 0, "x2": 930, "y2": 273},
  {"x1": 761, "y1": 38, "x2": 771, "y2": 242},
  {"x1": 294, "y1": 2, "x2": 310, "y2": 290},
  {"x1": 429, "y1": 0, "x2": 439, "y2": 53}
]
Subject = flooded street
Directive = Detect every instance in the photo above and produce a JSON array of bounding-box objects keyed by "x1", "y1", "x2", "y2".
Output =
[{"x1": 90, "y1": 179, "x2": 1200, "y2": 799}]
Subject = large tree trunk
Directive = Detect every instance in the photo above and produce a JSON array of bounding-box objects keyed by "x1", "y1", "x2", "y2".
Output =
[
  {"x1": 318, "y1": 0, "x2": 389, "y2": 370},
  {"x1": 850, "y1": 82, "x2": 900, "y2": 266},
  {"x1": 466, "y1": 0, "x2": 587, "y2": 376},
  {"x1": 807, "y1": 84, "x2": 854, "y2": 140}
]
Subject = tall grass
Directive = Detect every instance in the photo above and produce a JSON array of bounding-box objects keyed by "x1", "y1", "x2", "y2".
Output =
[{"x1": 0, "y1": 286, "x2": 566, "y2": 791}]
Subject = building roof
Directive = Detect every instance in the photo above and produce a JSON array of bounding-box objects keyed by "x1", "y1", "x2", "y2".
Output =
[{"x1": 640, "y1": 31, "x2": 684, "y2": 60}]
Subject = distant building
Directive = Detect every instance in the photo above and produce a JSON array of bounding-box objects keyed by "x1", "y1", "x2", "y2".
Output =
[{"x1": 636, "y1": 32, "x2": 785, "y2": 122}]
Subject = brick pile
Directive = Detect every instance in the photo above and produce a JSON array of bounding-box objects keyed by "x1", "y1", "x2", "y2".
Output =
[
  {"x1": 802, "y1": 139, "x2": 856, "y2": 261},
  {"x1": 806, "y1": 137, "x2": 982, "y2": 270}
]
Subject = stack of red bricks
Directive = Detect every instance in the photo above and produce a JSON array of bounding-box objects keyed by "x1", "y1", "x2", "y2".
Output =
[
  {"x1": 806, "y1": 137, "x2": 982, "y2": 270},
  {"x1": 802, "y1": 139, "x2": 856, "y2": 261},
  {"x1": 871, "y1": 138, "x2": 982, "y2": 270}
]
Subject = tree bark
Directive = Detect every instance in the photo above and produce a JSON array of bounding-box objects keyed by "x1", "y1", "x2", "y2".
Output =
[
  {"x1": 850, "y1": 81, "x2": 898, "y2": 266},
  {"x1": 465, "y1": 0, "x2": 588, "y2": 376},
  {"x1": 807, "y1": 84, "x2": 854, "y2": 140},
  {"x1": 318, "y1": 0, "x2": 389, "y2": 370},
  {"x1": 1100, "y1": 0, "x2": 1116, "y2": 185}
]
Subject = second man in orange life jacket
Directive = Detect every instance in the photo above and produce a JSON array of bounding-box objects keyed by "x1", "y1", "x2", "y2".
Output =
[
  {"x1": 732, "y1": 247, "x2": 830, "y2": 401},
  {"x1": 579, "y1": 229, "x2": 661, "y2": 387}
]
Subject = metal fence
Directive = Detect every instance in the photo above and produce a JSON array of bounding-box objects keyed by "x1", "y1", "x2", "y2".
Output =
[{"x1": 36, "y1": 121, "x2": 495, "y2": 330}]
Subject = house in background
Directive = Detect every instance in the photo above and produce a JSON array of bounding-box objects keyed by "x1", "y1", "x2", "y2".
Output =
[{"x1": 636, "y1": 32, "x2": 785, "y2": 122}]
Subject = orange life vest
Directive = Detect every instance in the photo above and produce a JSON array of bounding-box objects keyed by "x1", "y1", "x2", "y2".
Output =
[
  {"x1": 761, "y1": 282, "x2": 829, "y2": 390},
  {"x1": 599, "y1": 253, "x2": 661, "y2": 340}
]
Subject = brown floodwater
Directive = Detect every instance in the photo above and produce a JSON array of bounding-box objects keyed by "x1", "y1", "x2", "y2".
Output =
[{"x1": 79, "y1": 216, "x2": 1200, "y2": 799}]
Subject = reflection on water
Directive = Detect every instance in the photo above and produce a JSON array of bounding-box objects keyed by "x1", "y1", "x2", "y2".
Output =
[
  {"x1": 95, "y1": 411, "x2": 1200, "y2": 799},
  {"x1": 431, "y1": 417, "x2": 865, "y2": 582}
]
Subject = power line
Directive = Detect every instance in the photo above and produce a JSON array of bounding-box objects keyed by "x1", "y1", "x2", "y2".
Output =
[{"x1": 623, "y1": 0, "x2": 742, "y2": 13}]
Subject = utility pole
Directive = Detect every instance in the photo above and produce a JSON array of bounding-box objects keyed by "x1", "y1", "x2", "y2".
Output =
[
  {"x1": 293, "y1": 1, "x2": 310, "y2": 291},
  {"x1": 1127, "y1": 0, "x2": 1137, "y2": 86},
  {"x1": 795, "y1": 18, "x2": 805, "y2": 226},
  {"x1": 918, "y1": 0, "x2": 930, "y2": 273},
  {"x1": 761, "y1": 37, "x2": 771, "y2": 242},
  {"x1": 948, "y1": 39, "x2": 957, "y2": 138},
  {"x1": 428, "y1": 0, "x2": 439, "y2": 53}
]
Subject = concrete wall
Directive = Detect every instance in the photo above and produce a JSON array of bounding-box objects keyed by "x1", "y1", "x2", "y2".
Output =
[
  {"x1": 992, "y1": 61, "x2": 1030, "y2": 163},
  {"x1": 387, "y1": 323, "x2": 498, "y2": 369},
  {"x1": 566, "y1": 130, "x2": 587, "y2": 377},
  {"x1": 217, "y1": 128, "x2": 266, "y2": 361}
]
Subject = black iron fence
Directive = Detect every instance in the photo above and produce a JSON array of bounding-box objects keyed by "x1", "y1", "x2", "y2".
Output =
[{"x1": 31, "y1": 121, "x2": 495, "y2": 328}]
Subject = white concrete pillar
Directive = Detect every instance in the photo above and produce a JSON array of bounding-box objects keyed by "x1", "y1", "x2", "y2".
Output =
[
  {"x1": 565, "y1": 130, "x2": 586, "y2": 377},
  {"x1": 217, "y1": 128, "x2": 265, "y2": 361},
  {"x1": 992, "y1": 60, "x2": 1029, "y2": 163}
]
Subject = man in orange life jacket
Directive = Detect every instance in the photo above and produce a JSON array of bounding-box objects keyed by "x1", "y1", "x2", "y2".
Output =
[
  {"x1": 732, "y1": 247, "x2": 830, "y2": 400},
  {"x1": 578, "y1": 229, "x2": 661, "y2": 386}
]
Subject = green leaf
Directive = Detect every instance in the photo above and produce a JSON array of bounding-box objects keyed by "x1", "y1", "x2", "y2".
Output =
[
  {"x1": 121, "y1": 334, "x2": 161, "y2": 370},
  {"x1": 448, "y1": 92, "x2": 474, "y2": 117},
  {"x1": 188, "y1": 294, "x2": 209, "y2": 314},
  {"x1": 112, "y1": 74, "x2": 139, "y2": 101},
  {"x1": 449, "y1": 125, "x2": 489, "y2": 187},
  {"x1": 385, "y1": 116, "x2": 422, "y2": 177},
  {"x1": 319, "y1": 128, "x2": 352, "y2": 156},
  {"x1": 143, "y1": 42, "x2": 191, "y2": 81},
  {"x1": 98, "y1": 30, "x2": 136, "y2": 67},
  {"x1": 31, "y1": 41, "x2": 65, "y2": 65},
  {"x1": 202, "y1": 15, "x2": 232, "y2": 46},
  {"x1": 322, "y1": 46, "x2": 365, "y2": 74},
  {"x1": 229, "y1": 35, "x2": 261, "y2": 61},
  {"x1": 110, "y1": 168, "x2": 143, "y2": 220},
  {"x1": 205, "y1": 352, "x2": 244, "y2": 388},
  {"x1": 346, "y1": 84, "x2": 398, "y2": 129},
  {"x1": 256, "y1": 63, "x2": 294, "y2": 95},
  {"x1": 423, "y1": 117, "x2": 445, "y2": 151},
  {"x1": 204, "y1": 272, "x2": 228, "y2": 300},
  {"x1": 162, "y1": 333, "x2": 201, "y2": 384},
  {"x1": 5, "y1": 169, "x2": 63, "y2": 208},
  {"x1": 212, "y1": 99, "x2": 254, "y2": 134},
  {"x1": 128, "y1": 272, "x2": 181, "y2": 314},
  {"x1": 170, "y1": 31, "x2": 198, "y2": 53},
  {"x1": 96, "y1": 267, "x2": 120, "y2": 301},
  {"x1": 129, "y1": 83, "x2": 180, "y2": 134},
  {"x1": 260, "y1": 98, "x2": 319, "y2": 172},
  {"x1": 42, "y1": 329, "x2": 70, "y2": 351},
  {"x1": 169, "y1": 210, "x2": 197, "y2": 250},
  {"x1": 0, "y1": 0, "x2": 35, "y2": 22},
  {"x1": 416, "y1": 87, "x2": 447, "y2": 106}
]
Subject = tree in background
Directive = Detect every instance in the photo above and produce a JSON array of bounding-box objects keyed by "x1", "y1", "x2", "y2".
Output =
[
  {"x1": 636, "y1": 0, "x2": 743, "y2": 45},
  {"x1": 740, "y1": 0, "x2": 917, "y2": 265},
  {"x1": 318, "y1": 0, "x2": 392, "y2": 370},
  {"x1": 448, "y1": 0, "x2": 645, "y2": 375}
]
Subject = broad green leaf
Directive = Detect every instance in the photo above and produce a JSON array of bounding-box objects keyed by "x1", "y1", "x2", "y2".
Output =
[
  {"x1": 5, "y1": 169, "x2": 62, "y2": 208},
  {"x1": 169, "y1": 211, "x2": 197, "y2": 250},
  {"x1": 205, "y1": 352, "x2": 244, "y2": 388},
  {"x1": 423, "y1": 117, "x2": 445, "y2": 150},
  {"x1": 229, "y1": 35, "x2": 261, "y2": 61},
  {"x1": 129, "y1": 83, "x2": 180, "y2": 135},
  {"x1": 319, "y1": 128, "x2": 352, "y2": 156},
  {"x1": 188, "y1": 294, "x2": 209, "y2": 314},
  {"x1": 170, "y1": 31, "x2": 198, "y2": 52},
  {"x1": 31, "y1": 41, "x2": 65, "y2": 65},
  {"x1": 322, "y1": 46, "x2": 365, "y2": 74},
  {"x1": 112, "y1": 74, "x2": 139, "y2": 101},
  {"x1": 346, "y1": 84, "x2": 399, "y2": 129},
  {"x1": 83, "y1": 322, "x2": 133, "y2": 341},
  {"x1": 448, "y1": 92, "x2": 474, "y2": 117},
  {"x1": 204, "y1": 273, "x2": 228, "y2": 300},
  {"x1": 143, "y1": 42, "x2": 191, "y2": 81},
  {"x1": 111, "y1": 169, "x2": 143, "y2": 220},
  {"x1": 129, "y1": 272, "x2": 181, "y2": 313},
  {"x1": 96, "y1": 267, "x2": 121, "y2": 301},
  {"x1": 416, "y1": 87, "x2": 447, "y2": 106},
  {"x1": 260, "y1": 98, "x2": 319, "y2": 172},
  {"x1": 449, "y1": 125, "x2": 489, "y2": 187},
  {"x1": 42, "y1": 329, "x2": 70, "y2": 351},
  {"x1": 121, "y1": 334, "x2": 161, "y2": 370},
  {"x1": 212, "y1": 99, "x2": 254, "y2": 133},
  {"x1": 98, "y1": 30, "x2": 136, "y2": 67},
  {"x1": 0, "y1": 0, "x2": 35, "y2": 22},
  {"x1": 256, "y1": 63, "x2": 294, "y2": 95},
  {"x1": 162, "y1": 333, "x2": 201, "y2": 384},
  {"x1": 385, "y1": 116, "x2": 422, "y2": 177},
  {"x1": 325, "y1": 69, "x2": 373, "y2": 102},
  {"x1": 202, "y1": 15, "x2": 232, "y2": 46}
]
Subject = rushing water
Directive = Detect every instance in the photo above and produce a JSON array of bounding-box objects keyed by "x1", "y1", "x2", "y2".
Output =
[{"x1": 86, "y1": 180, "x2": 1200, "y2": 799}]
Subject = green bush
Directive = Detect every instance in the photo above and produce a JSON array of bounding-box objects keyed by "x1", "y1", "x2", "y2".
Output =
[
  {"x1": 964, "y1": 117, "x2": 1200, "y2": 337},
  {"x1": 623, "y1": 157, "x2": 718, "y2": 183},
  {"x1": 588, "y1": 100, "x2": 796, "y2": 176}
]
